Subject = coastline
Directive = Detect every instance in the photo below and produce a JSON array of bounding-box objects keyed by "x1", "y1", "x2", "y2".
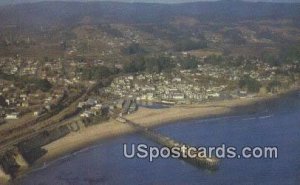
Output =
[
  {"x1": 13, "y1": 88, "x2": 299, "y2": 183},
  {"x1": 32, "y1": 97, "x2": 270, "y2": 165}
]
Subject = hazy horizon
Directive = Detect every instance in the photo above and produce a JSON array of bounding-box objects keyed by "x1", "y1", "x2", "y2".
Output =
[{"x1": 0, "y1": 0, "x2": 299, "y2": 6}]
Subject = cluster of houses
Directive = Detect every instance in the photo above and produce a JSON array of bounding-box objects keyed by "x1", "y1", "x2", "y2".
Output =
[
  {"x1": 0, "y1": 81, "x2": 32, "y2": 121},
  {"x1": 105, "y1": 73, "x2": 226, "y2": 104},
  {"x1": 66, "y1": 24, "x2": 150, "y2": 62},
  {"x1": 0, "y1": 50, "x2": 298, "y2": 124},
  {"x1": 105, "y1": 58, "x2": 299, "y2": 104},
  {"x1": 77, "y1": 97, "x2": 138, "y2": 120},
  {"x1": 0, "y1": 81, "x2": 68, "y2": 122},
  {"x1": 0, "y1": 56, "x2": 90, "y2": 86},
  {"x1": 78, "y1": 98, "x2": 109, "y2": 118},
  {"x1": 0, "y1": 55, "x2": 97, "y2": 123}
]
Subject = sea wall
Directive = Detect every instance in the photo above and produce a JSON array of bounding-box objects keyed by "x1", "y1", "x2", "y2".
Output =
[
  {"x1": 0, "y1": 114, "x2": 110, "y2": 181},
  {"x1": 18, "y1": 125, "x2": 71, "y2": 164},
  {"x1": 0, "y1": 148, "x2": 28, "y2": 179},
  {"x1": 0, "y1": 125, "x2": 71, "y2": 181}
]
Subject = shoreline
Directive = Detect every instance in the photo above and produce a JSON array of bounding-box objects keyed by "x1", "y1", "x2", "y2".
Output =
[{"x1": 12, "y1": 88, "x2": 300, "y2": 183}]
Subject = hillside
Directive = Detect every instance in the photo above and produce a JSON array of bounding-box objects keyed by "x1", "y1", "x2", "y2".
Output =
[
  {"x1": 0, "y1": 1, "x2": 299, "y2": 28},
  {"x1": 0, "y1": 1, "x2": 299, "y2": 60}
]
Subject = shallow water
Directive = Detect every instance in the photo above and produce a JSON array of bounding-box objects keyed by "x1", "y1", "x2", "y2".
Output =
[{"x1": 18, "y1": 95, "x2": 300, "y2": 185}]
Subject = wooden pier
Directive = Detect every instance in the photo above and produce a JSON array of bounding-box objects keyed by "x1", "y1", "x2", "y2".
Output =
[{"x1": 119, "y1": 117, "x2": 219, "y2": 170}]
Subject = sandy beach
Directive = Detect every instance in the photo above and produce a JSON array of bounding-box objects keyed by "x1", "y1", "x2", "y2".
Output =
[
  {"x1": 35, "y1": 96, "x2": 269, "y2": 166},
  {"x1": 9, "y1": 85, "x2": 298, "y2": 185}
]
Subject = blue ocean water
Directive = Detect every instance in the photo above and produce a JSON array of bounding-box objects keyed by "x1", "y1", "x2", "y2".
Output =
[{"x1": 18, "y1": 95, "x2": 300, "y2": 185}]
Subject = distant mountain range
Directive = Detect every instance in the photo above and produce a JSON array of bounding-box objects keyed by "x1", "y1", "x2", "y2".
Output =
[
  {"x1": 0, "y1": 0, "x2": 299, "y2": 6},
  {"x1": 0, "y1": 0, "x2": 299, "y2": 29}
]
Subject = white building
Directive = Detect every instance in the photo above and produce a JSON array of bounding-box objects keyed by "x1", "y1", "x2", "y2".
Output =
[{"x1": 5, "y1": 112, "x2": 20, "y2": 120}]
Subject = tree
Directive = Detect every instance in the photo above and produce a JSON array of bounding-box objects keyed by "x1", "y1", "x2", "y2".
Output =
[
  {"x1": 279, "y1": 44, "x2": 300, "y2": 63},
  {"x1": 123, "y1": 58, "x2": 147, "y2": 73},
  {"x1": 267, "y1": 80, "x2": 281, "y2": 93},
  {"x1": 123, "y1": 56, "x2": 175, "y2": 74},
  {"x1": 204, "y1": 54, "x2": 224, "y2": 65},
  {"x1": 180, "y1": 56, "x2": 198, "y2": 69},
  {"x1": 80, "y1": 66, "x2": 115, "y2": 80},
  {"x1": 239, "y1": 75, "x2": 261, "y2": 93},
  {"x1": 35, "y1": 79, "x2": 52, "y2": 92},
  {"x1": 122, "y1": 43, "x2": 146, "y2": 55},
  {"x1": 223, "y1": 29, "x2": 246, "y2": 45},
  {"x1": 175, "y1": 39, "x2": 207, "y2": 51},
  {"x1": 0, "y1": 95, "x2": 7, "y2": 107}
]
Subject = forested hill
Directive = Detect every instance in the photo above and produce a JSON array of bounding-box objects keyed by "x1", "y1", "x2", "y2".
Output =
[{"x1": 0, "y1": 1, "x2": 299, "y2": 28}]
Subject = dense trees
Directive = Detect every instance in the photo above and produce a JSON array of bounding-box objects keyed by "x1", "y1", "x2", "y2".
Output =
[
  {"x1": 204, "y1": 54, "x2": 224, "y2": 65},
  {"x1": 123, "y1": 60, "x2": 144, "y2": 73},
  {"x1": 0, "y1": 95, "x2": 7, "y2": 107},
  {"x1": 261, "y1": 54, "x2": 281, "y2": 66},
  {"x1": 122, "y1": 43, "x2": 146, "y2": 55},
  {"x1": 180, "y1": 56, "x2": 199, "y2": 69},
  {"x1": 174, "y1": 39, "x2": 208, "y2": 52},
  {"x1": 257, "y1": 29, "x2": 274, "y2": 40},
  {"x1": 0, "y1": 71, "x2": 52, "y2": 92},
  {"x1": 267, "y1": 80, "x2": 282, "y2": 93},
  {"x1": 223, "y1": 29, "x2": 246, "y2": 45},
  {"x1": 78, "y1": 66, "x2": 116, "y2": 80},
  {"x1": 124, "y1": 56, "x2": 175, "y2": 74},
  {"x1": 34, "y1": 79, "x2": 52, "y2": 92},
  {"x1": 279, "y1": 44, "x2": 300, "y2": 63},
  {"x1": 239, "y1": 75, "x2": 261, "y2": 93},
  {"x1": 261, "y1": 44, "x2": 300, "y2": 66},
  {"x1": 98, "y1": 24, "x2": 123, "y2": 38}
]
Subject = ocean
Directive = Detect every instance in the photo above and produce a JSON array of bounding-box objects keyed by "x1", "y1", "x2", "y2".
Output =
[{"x1": 18, "y1": 93, "x2": 300, "y2": 185}]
